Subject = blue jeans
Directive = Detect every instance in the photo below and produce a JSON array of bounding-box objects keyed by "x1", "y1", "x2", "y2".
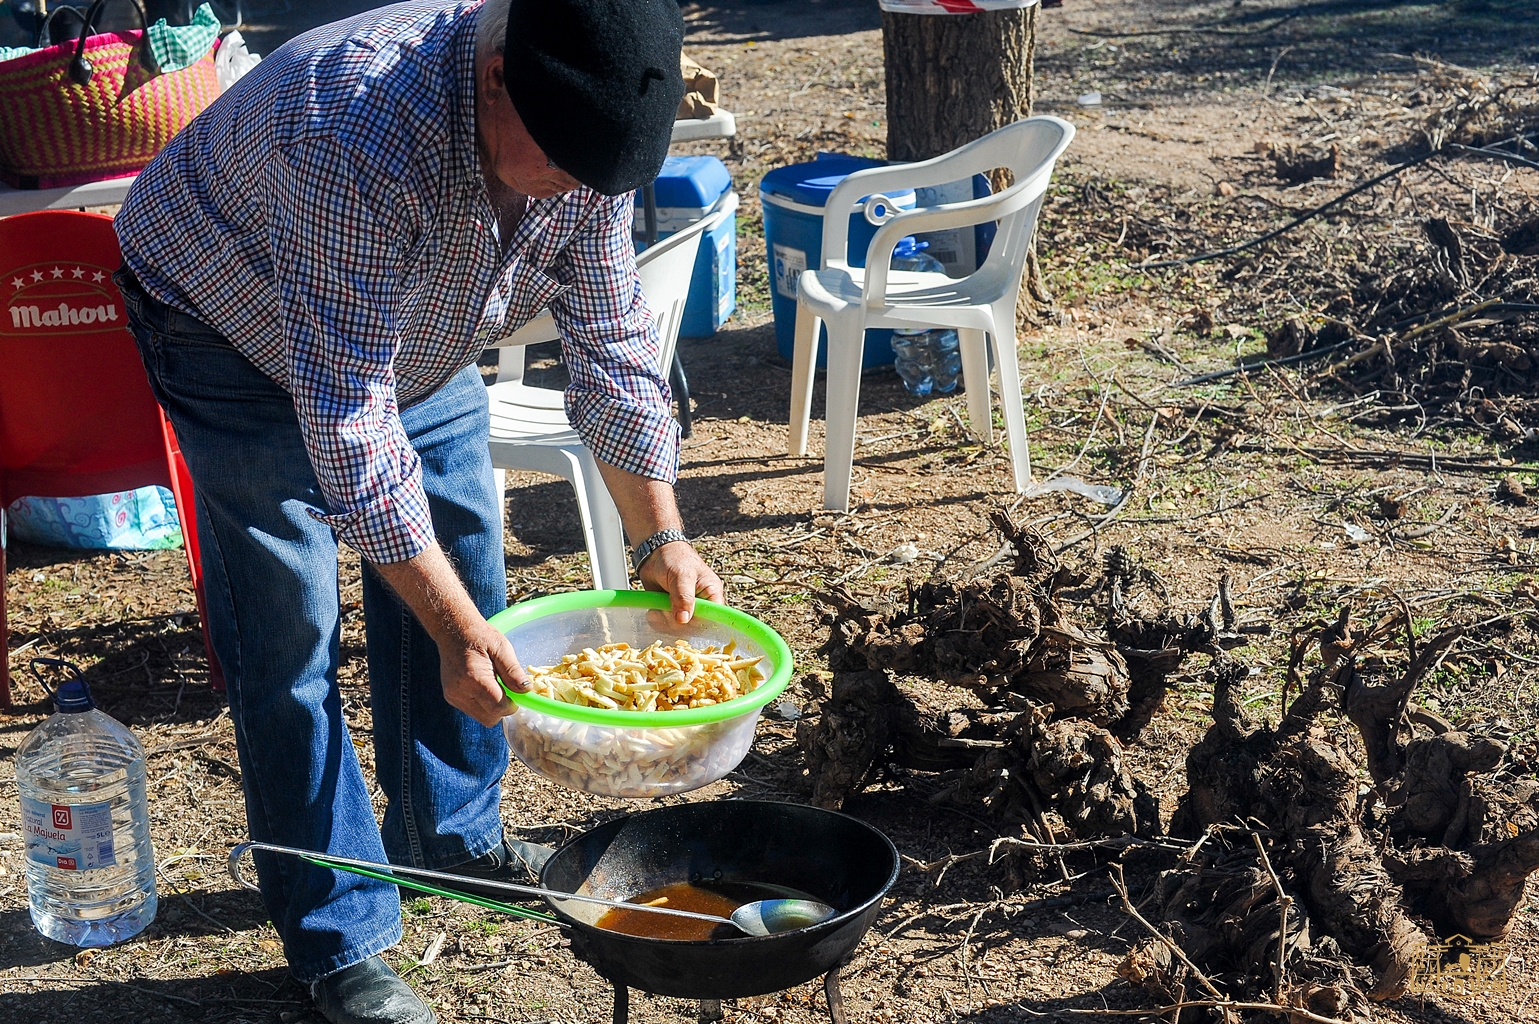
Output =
[{"x1": 120, "y1": 275, "x2": 509, "y2": 983}]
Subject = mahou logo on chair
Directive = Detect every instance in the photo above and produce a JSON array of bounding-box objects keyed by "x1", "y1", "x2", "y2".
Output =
[{"x1": 4, "y1": 262, "x2": 121, "y2": 336}]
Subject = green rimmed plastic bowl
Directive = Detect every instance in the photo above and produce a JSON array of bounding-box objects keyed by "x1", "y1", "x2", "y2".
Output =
[{"x1": 488, "y1": 590, "x2": 793, "y2": 798}]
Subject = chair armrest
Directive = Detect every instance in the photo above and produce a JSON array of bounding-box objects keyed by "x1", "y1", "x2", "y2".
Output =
[
  {"x1": 818, "y1": 155, "x2": 1005, "y2": 270},
  {"x1": 858, "y1": 161, "x2": 1058, "y2": 305},
  {"x1": 486, "y1": 310, "x2": 559, "y2": 348},
  {"x1": 818, "y1": 115, "x2": 1074, "y2": 273}
]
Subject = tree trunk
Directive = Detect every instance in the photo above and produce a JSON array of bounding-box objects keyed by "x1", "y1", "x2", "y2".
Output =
[
  {"x1": 881, "y1": 6, "x2": 1052, "y2": 321},
  {"x1": 881, "y1": 7, "x2": 1036, "y2": 162}
]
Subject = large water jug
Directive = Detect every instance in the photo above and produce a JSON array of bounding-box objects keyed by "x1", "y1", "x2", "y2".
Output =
[
  {"x1": 16, "y1": 662, "x2": 157, "y2": 946},
  {"x1": 888, "y1": 238, "x2": 961, "y2": 397}
]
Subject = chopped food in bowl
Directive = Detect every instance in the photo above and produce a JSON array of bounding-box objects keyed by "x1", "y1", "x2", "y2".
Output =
[
  {"x1": 527, "y1": 639, "x2": 766, "y2": 712},
  {"x1": 487, "y1": 591, "x2": 793, "y2": 798}
]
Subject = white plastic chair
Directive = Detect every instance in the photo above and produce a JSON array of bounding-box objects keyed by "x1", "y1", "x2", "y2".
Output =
[
  {"x1": 787, "y1": 117, "x2": 1075, "y2": 512},
  {"x1": 485, "y1": 192, "x2": 738, "y2": 589}
]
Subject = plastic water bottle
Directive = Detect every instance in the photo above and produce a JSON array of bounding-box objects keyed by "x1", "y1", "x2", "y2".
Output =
[
  {"x1": 888, "y1": 238, "x2": 962, "y2": 397},
  {"x1": 16, "y1": 666, "x2": 156, "y2": 947}
]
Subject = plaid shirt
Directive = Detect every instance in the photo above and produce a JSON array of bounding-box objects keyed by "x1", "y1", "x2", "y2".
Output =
[{"x1": 115, "y1": 0, "x2": 677, "y2": 565}]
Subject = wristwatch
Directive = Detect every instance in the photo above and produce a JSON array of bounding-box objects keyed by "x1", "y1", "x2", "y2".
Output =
[{"x1": 631, "y1": 528, "x2": 689, "y2": 572}]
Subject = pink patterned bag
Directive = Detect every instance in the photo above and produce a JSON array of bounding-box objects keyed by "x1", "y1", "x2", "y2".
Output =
[{"x1": 0, "y1": 0, "x2": 221, "y2": 189}]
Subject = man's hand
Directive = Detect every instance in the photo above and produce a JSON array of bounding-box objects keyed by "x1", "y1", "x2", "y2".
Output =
[
  {"x1": 433, "y1": 615, "x2": 528, "y2": 727},
  {"x1": 638, "y1": 538, "x2": 724, "y2": 624},
  {"x1": 371, "y1": 543, "x2": 529, "y2": 727},
  {"x1": 593, "y1": 461, "x2": 724, "y2": 622}
]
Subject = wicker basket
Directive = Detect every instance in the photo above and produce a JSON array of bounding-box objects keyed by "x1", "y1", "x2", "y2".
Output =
[{"x1": 0, "y1": 16, "x2": 220, "y2": 190}]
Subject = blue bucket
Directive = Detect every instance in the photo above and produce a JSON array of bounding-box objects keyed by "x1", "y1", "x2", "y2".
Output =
[{"x1": 760, "y1": 155, "x2": 916, "y2": 369}]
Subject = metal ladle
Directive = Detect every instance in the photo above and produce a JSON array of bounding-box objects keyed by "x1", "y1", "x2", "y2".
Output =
[{"x1": 229, "y1": 842, "x2": 837, "y2": 937}]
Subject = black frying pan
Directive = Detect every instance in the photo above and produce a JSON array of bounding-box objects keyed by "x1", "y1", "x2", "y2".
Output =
[
  {"x1": 537, "y1": 800, "x2": 899, "y2": 1000},
  {"x1": 232, "y1": 800, "x2": 899, "y2": 1013}
]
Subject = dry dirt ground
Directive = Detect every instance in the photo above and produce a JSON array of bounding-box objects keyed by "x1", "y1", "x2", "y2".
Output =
[{"x1": 4, "y1": 1, "x2": 1539, "y2": 1022}]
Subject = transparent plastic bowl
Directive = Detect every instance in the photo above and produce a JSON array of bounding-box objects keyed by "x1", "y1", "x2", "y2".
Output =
[{"x1": 489, "y1": 591, "x2": 793, "y2": 798}]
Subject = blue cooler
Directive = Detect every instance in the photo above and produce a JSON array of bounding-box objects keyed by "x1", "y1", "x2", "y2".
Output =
[
  {"x1": 760, "y1": 155, "x2": 918, "y2": 369},
  {"x1": 635, "y1": 156, "x2": 736, "y2": 339}
]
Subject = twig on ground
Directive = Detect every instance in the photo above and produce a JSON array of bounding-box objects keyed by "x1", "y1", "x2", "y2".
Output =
[
  {"x1": 1236, "y1": 445, "x2": 1524, "y2": 474},
  {"x1": 901, "y1": 834, "x2": 1186, "y2": 886},
  {"x1": 1172, "y1": 341, "x2": 1353, "y2": 387},
  {"x1": 1247, "y1": 827, "x2": 1292, "y2": 1004},
  {"x1": 1043, "y1": 379, "x2": 1113, "y2": 486},
  {"x1": 1137, "y1": 150, "x2": 1443, "y2": 270},
  {"x1": 1397, "y1": 296, "x2": 1502, "y2": 344},
  {"x1": 145, "y1": 733, "x2": 222, "y2": 758},
  {"x1": 1067, "y1": 11, "x2": 1302, "y2": 38},
  {"x1": 1109, "y1": 864, "x2": 1229, "y2": 1007},
  {"x1": 1053, "y1": 1001, "x2": 1349, "y2": 1024},
  {"x1": 958, "y1": 905, "x2": 988, "y2": 995},
  {"x1": 1116, "y1": 492, "x2": 1270, "y2": 526}
]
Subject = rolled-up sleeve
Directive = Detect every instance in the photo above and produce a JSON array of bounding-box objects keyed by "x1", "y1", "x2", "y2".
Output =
[
  {"x1": 263, "y1": 136, "x2": 435, "y2": 564},
  {"x1": 550, "y1": 192, "x2": 680, "y2": 483}
]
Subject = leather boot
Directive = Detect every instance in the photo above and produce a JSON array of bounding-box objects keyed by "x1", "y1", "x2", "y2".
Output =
[{"x1": 310, "y1": 955, "x2": 435, "y2": 1024}]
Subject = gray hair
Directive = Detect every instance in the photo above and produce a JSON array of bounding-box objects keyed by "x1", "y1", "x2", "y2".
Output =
[{"x1": 475, "y1": 0, "x2": 512, "y2": 65}]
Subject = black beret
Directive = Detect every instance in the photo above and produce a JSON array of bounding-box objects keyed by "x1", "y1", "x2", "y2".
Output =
[{"x1": 504, "y1": 0, "x2": 686, "y2": 196}]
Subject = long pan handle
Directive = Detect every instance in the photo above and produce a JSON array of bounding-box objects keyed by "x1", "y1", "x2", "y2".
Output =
[
  {"x1": 229, "y1": 841, "x2": 559, "y2": 924},
  {"x1": 228, "y1": 841, "x2": 734, "y2": 927}
]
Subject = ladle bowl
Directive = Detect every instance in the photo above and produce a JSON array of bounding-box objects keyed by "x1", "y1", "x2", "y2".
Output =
[{"x1": 729, "y1": 898, "x2": 837, "y2": 936}]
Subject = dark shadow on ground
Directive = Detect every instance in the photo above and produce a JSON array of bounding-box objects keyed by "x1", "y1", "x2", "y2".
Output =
[
  {"x1": 503, "y1": 478, "x2": 591, "y2": 567},
  {"x1": 501, "y1": 458, "x2": 815, "y2": 554},
  {"x1": 1038, "y1": 0, "x2": 1539, "y2": 104},
  {"x1": 0, "y1": 965, "x2": 311, "y2": 1023},
  {"x1": 682, "y1": 0, "x2": 880, "y2": 43},
  {"x1": 0, "y1": 909, "x2": 79, "y2": 970},
  {"x1": 0, "y1": 598, "x2": 220, "y2": 735},
  {"x1": 952, "y1": 992, "x2": 1489, "y2": 1023},
  {"x1": 503, "y1": 320, "x2": 965, "y2": 545},
  {"x1": 0, "y1": 888, "x2": 269, "y2": 962},
  {"x1": 677, "y1": 321, "x2": 939, "y2": 427}
]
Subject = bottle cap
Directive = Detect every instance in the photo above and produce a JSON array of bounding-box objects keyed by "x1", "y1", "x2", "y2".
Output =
[
  {"x1": 54, "y1": 678, "x2": 96, "y2": 713},
  {"x1": 29, "y1": 658, "x2": 96, "y2": 713},
  {"x1": 891, "y1": 235, "x2": 928, "y2": 259}
]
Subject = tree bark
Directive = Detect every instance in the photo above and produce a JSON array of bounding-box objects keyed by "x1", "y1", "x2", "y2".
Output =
[
  {"x1": 881, "y1": 6, "x2": 1052, "y2": 320},
  {"x1": 881, "y1": 8, "x2": 1037, "y2": 162}
]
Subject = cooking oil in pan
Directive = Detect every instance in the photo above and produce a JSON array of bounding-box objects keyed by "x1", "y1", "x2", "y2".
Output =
[{"x1": 595, "y1": 881, "x2": 821, "y2": 941}]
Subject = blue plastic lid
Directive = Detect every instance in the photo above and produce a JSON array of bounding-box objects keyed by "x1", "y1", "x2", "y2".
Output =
[
  {"x1": 892, "y1": 236, "x2": 928, "y2": 260},
  {"x1": 799, "y1": 174, "x2": 853, "y2": 195},
  {"x1": 54, "y1": 678, "x2": 94, "y2": 713},
  {"x1": 761, "y1": 154, "x2": 915, "y2": 208},
  {"x1": 636, "y1": 155, "x2": 732, "y2": 209}
]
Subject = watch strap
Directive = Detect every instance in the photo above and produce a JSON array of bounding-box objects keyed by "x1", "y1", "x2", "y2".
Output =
[{"x1": 631, "y1": 528, "x2": 689, "y2": 572}]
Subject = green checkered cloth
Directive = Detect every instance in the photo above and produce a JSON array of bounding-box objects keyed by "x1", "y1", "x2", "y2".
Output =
[
  {"x1": 148, "y1": 2, "x2": 220, "y2": 73},
  {"x1": 0, "y1": 3, "x2": 220, "y2": 72}
]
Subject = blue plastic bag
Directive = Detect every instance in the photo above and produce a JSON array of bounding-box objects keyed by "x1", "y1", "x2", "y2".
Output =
[{"x1": 5, "y1": 487, "x2": 182, "y2": 550}]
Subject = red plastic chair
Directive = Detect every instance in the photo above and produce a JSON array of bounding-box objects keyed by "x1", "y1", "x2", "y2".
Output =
[{"x1": 0, "y1": 210, "x2": 222, "y2": 708}]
